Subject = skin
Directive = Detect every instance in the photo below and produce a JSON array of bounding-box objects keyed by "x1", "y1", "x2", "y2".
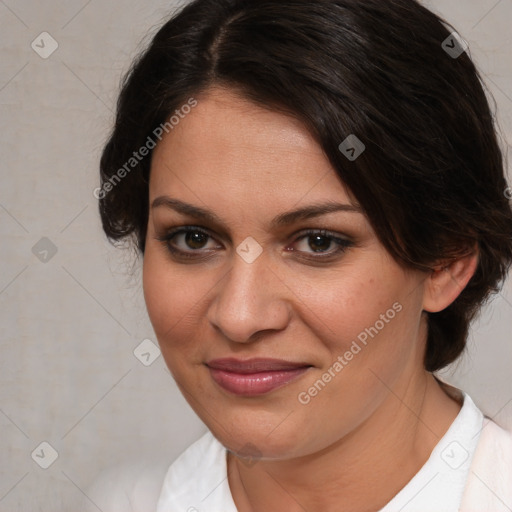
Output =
[{"x1": 143, "y1": 87, "x2": 478, "y2": 511}]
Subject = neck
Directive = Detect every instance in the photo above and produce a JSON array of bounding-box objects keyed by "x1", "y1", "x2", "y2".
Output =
[{"x1": 228, "y1": 372, "x2": 461, "y2": 512}]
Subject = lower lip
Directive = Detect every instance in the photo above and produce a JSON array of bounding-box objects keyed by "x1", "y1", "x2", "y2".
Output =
[{"x1": 208, "y1": 367, "x2": 310, "y2": 396}]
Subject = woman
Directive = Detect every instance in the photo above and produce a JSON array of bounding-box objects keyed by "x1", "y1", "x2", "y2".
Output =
[{"x1": 92, "y1": 0, "x2": 512, "y2": 510}]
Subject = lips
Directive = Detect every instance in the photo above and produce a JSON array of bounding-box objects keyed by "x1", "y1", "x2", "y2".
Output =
[{"x1": 205, "y1": 358, "x2": 312, "y2": 396}]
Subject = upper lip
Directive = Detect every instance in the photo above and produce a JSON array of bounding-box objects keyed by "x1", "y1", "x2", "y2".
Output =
[{"x1": 205, "y1": 358, "x2": 312, "y2": 374}]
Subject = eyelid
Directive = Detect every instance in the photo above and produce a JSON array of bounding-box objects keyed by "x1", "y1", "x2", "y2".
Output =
[
  {"x1": 154, "y1": 225, "x2": 221, "y2": 250},
  {"x1": 290, "y1": 228, "x2": 353, "y2": 258},
  {"x1": 154, "y1": 224, "x2": 354, "y2": 260}
]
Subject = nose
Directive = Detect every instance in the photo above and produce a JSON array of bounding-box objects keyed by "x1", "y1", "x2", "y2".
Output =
[{"x1": 206, "y1": 252, "x2": 291, "y2": 343}]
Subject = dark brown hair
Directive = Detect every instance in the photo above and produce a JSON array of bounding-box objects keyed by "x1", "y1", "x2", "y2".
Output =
[{"x1": 98, "y1": 0, "x2": 512, "y2": 372}]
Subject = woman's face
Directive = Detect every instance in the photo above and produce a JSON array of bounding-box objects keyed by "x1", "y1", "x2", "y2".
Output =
[{"x1": 143, "y1": 87, "x2": 430, "y2": 460}]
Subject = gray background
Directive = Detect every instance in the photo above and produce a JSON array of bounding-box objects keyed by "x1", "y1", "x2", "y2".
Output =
[{"x1": 0, "y1": 0, "x2": 511, "y2": 510}]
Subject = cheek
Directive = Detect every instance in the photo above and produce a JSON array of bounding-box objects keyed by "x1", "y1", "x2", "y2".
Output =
[
  {"x1": 292, "y1": 262, "x2": 424, "y2": 391},
  {"x1": 291, "y1": 278, "x2": 423, "y2": 454},
  {"x1": 291, "y1": 265, "x2": 405, "y2": 352},
  {"x1": 142, "y1": 248, "x2": 208, "y2": 347}
]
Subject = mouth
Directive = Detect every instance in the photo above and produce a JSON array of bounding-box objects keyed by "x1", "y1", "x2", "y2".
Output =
[{"x1": 205, "y1": 358, "x2": 313, "y2": 396}]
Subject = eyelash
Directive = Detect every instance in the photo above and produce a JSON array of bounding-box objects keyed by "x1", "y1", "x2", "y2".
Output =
[{"x1": 154, "y1": 226, "x2": 353, "y2": 262}]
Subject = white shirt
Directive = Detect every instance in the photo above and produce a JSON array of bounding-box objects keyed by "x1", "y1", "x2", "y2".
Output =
[
  {"x1": 378, "y1": 391, "x2": 483, "y2": 511},
  {"x1": 155, "y1": 391, "x2": 484, "y2": 511},
  {"x1": 87, "y1": 389, "x2": 512, "y2": 512}
]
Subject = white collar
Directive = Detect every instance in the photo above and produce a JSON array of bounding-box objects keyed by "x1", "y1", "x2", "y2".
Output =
[{"x1": 156, "y1": 390, "x2": 483, "y2": 511}]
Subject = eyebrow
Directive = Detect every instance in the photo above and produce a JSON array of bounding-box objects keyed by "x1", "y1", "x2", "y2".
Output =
[{"x1": 151, "y1": 196, "x2": 362, "y2": 229}]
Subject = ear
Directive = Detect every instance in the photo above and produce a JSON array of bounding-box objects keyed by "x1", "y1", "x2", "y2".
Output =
[{"x1": 423, "y1": 248, "x2": 479, "y2": 313}]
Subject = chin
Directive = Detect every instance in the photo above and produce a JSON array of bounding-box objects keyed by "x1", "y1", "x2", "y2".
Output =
[{"x1": 206, "y1": 409, "x2": 309, "y2": 461}]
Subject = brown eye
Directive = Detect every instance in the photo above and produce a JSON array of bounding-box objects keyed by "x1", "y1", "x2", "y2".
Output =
[
  {"x1": 291, "y1": 229, "x2": 353, "y2": 259},
  {"x1": 307, "y1": 234, "x2": 334, "y2": 252},
  {"x1": 182, "y1": 230, "x2": 209, "y2": 250},
  {"x1": 155, "y1": 226, "x2": 221, "y2": 259}
]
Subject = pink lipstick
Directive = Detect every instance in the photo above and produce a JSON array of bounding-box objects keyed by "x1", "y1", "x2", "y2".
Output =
[{"x1": 205, "y1": 358, "x2": 311, "y2": 396}]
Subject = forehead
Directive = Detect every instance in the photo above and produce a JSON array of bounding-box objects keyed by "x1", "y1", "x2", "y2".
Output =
[{"x1": 149, "y1": 87, "x2": 357, "y2": 217}]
